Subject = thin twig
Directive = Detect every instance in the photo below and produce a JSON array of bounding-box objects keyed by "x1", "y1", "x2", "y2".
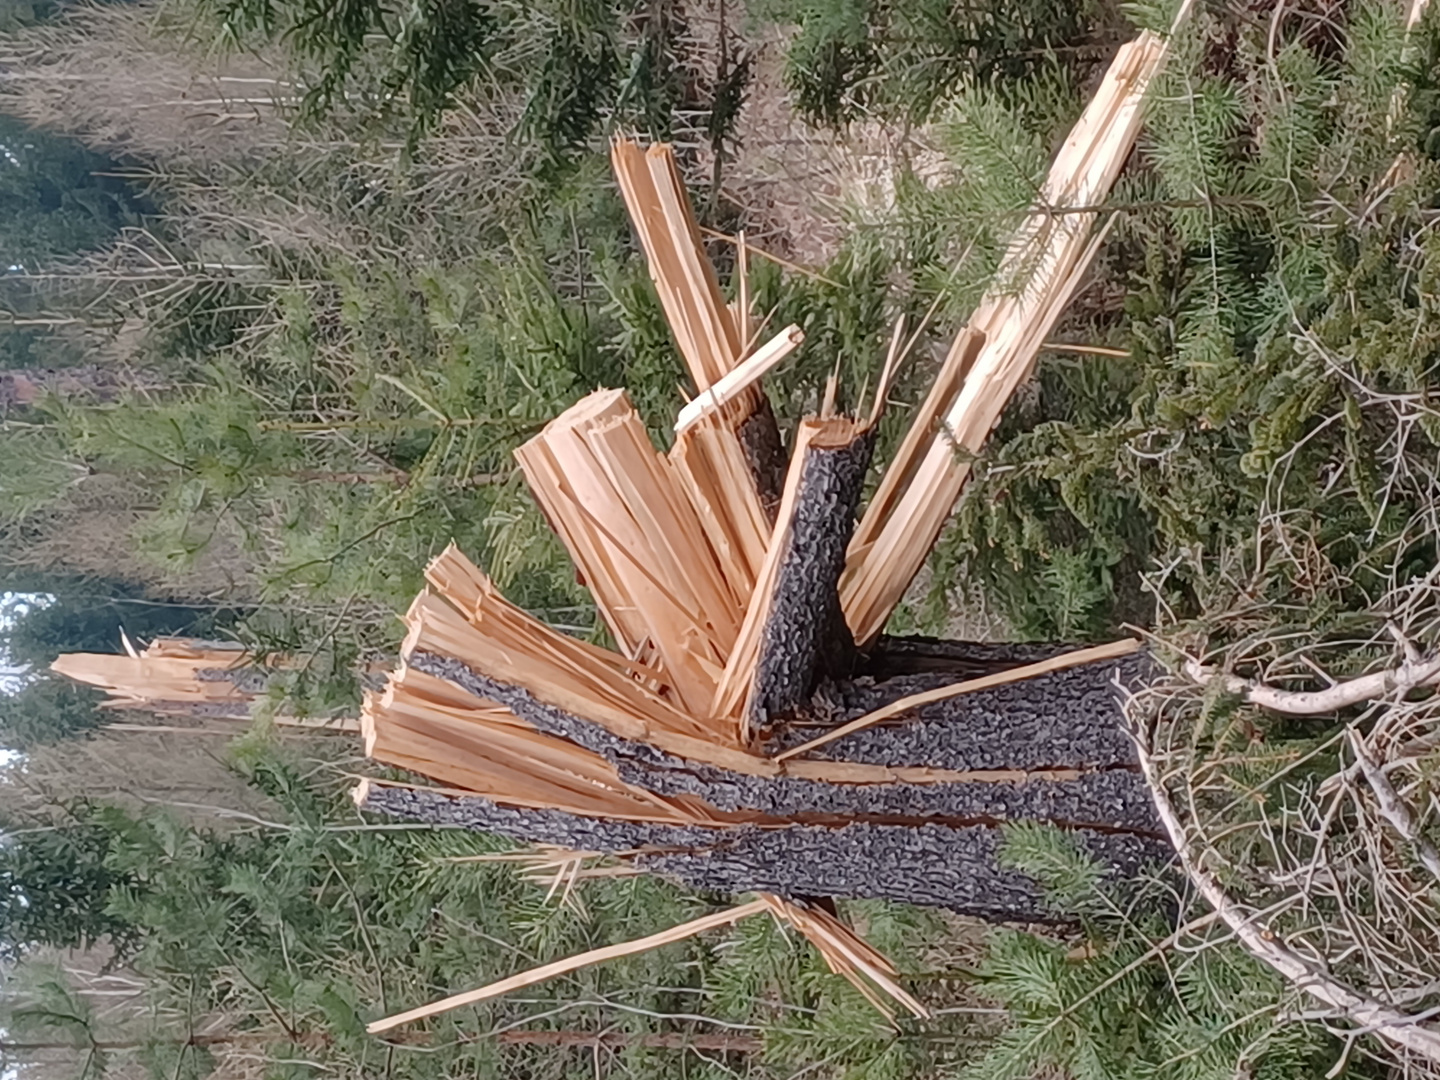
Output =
[{"x1": 1348, "y1": 729, "x2": 1440, "y2": 882}]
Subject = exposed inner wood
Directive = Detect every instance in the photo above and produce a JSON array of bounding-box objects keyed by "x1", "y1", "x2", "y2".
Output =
[
  {"x1": 838, "y1": 31, "x2": 1174, "y2": 647},
  {"x1": 52, "y1": 637, "x2": 273, "y2": 718},
  {"x1": 846, "y1": 328, "x2": 984, "y2": 569},
  {"x1": 367, "y1": 898, "x2": 773, "y2": 1033},
  {"x1": 611, "y1": 137, "x2": 780, "y2": 593},
  {"x1": 51, "y1": 52, "x2": 1188, "y2": 1025},
  {"x1": 513, "y1": 390, "x2": 742, "y2": 714},
  {"x1": 675, "y1": 324, "x2": 804, "y2": 432},
  {"x1": 369, "y1": 77, "x2": 1179, "y2": 1014}
]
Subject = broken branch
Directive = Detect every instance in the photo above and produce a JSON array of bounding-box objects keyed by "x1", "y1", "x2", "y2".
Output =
[
  {"x1": 1183, "y1": 654, "x2": 1440, "y2": 715},
  {"x1": 775, "y1": 639, "x2": 1140, "y2": 762},
  {"x1": 1348, "y1": 728, "x2": 1440, "y2": 882},
  {"x1": 368, "y1": 900, "x2": 769, "y2": 1033},
  {"x1": 675, "y1": 324, "x2": 804, "y2": 433},
  {"x1": 1137, "y1": 738, "x2": 1440, "y2": 1063}
]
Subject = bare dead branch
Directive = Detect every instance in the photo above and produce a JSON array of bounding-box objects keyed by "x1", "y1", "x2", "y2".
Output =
[
  {"x1": 1135, "y1": 735, "x2": 1440, "y2": 1063},
  {"x1": 1183, "y1": 654, "x2": 1440, "y2": 715},
  {"x1": 1348, "y1": 729, "x2": 1440, "y2": 882}
]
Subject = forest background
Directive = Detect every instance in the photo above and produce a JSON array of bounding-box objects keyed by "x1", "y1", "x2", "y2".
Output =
[{"x1": 1, "y1": 0, "x2": 1439, "y2": 1075}]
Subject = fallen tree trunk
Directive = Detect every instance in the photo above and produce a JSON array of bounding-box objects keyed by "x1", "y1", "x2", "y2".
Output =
[{"x1": 361, "y1": 634, "x2": 1164, "y2": 925}]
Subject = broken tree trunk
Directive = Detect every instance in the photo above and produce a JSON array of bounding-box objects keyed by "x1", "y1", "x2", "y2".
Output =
[
  {"x1": 51, "y1": 636, "x2": 359, "y2": 731},
  {"x1": 361, "y1": 634, "x2": 1164, "y2": 923},
  {"x1": 352, "y1": 29, "x2": 1185, "y2": 1024},
  {"x1": 52, "y1": 637, "x2": 274, "y2": 721}
]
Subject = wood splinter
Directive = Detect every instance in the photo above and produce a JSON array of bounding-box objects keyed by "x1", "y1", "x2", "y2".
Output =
[{"x1": 368, "y1": 900, "x2": 770, "y2": 1033}]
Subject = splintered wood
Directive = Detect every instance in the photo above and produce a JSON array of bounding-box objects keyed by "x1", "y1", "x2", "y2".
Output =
[
  {"x1": 52, "y1": 638, "x2": 268, "y2": 719},
  {"x1": 612, "y1": 139, "x2": 780, "y2": 593},
  {"x1": 409, "y1": 544, "x2": 717, "y2": 747},
  {"x1": 369, "y1": 894, "x2": 928, "y2": 1033},
  {"x1": 610, "y1": 140, "x2": 741, "y2": 387},
  {"x1": 675, "y1": 324, "x2": 804, "y2": 433},
  {"x1": 351, "y1": 37, "x2": 1177, "y2": 1028},
  {"x1": 51, "y1": 637, "x2": 360, "y2": 730},
  {"x1": 514, "y1": 388, "x2": 742, "y2": 716},
  {"x1": 840, "y1": 30, "x2": 1174, "y2": 646},
  {"x1": 360, "y1": 673, "x2": 683, "y2": 823}
]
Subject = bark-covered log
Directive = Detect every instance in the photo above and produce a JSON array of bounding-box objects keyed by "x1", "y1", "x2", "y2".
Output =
[
  {"x1": 408, "y1": 650, "x2": 1157, "y2": 831},
  {"x1": 360, "y1": 784, "x2": 1169, "y2": 923},
  {"x1": 376, "y1": 647, "x2": 1168, "y2": 922},
  {"x1": 784, "y1": 650, "x2": 1155, "y2": 771},
  {"x1": 746, "y1": 428, "x2": 875, "y2": 729}
]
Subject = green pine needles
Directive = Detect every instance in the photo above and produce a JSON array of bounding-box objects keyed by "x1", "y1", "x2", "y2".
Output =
[
  {"x1": 923, "y1": 0, "x2": 1440, "y2": 643},
  {"x1": 963, "y1": 824, "x2": 1362, "y2": 1080}
]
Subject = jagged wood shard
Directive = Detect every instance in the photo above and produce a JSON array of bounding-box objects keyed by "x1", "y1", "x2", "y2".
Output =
[
  {"x1": 612, "y1": 137, "x2": 781, "y2": 593},
  {"x1": 839, "y1": 31, "x2": 1175, "y2": 646},
  {"x1": 513, "y1": 389, "x2": 743, "y2": 715},
  {"x1": 47, "y1": 637, "x2": 355, "y2": 727},
  {"x1": 675, "y1": 324, "x2": 805, "y2": 433}
]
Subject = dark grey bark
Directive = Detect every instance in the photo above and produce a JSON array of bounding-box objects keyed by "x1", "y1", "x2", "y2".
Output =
[
  {"x1": 736, "y1": 396, "x2": 787, "y2": 522},
  {"x1": 783, "y1": 650, "x2": 1154, "y2": 771},
  {"x1": 383, "y1": 644, "x2": 1167, "y2": 923},
  {"x1": 409, "y1": 649, "x2": 1156, "y2": 829},
  {"x1": 639, "y1": 822, "x2": 1165, "y2": 919},
  {"x1": 360, "y1": 784, "x2": 1168, "y2": 923},
  {"x1": 747, "y1": 429, "x2": 875, "y2": 731}
]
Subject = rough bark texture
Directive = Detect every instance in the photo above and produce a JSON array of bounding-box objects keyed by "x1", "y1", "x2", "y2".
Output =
[
  {"x1": 639, "y1": 822, "x2": 1166, "y2": 919},
  {"x1": 782, "y1": 651, "x2": 1155, "y2": 771},
  {"x1": 408, "y1": 652, "x2": 682, "y2": 770},
  {"x1": 407, "y1": 650, "x2": 1159, "y2": 833},
  {"x1": 412, "y1": 646, "x2": 1148, "y2": 778},
  {"x1": 736, "y1": 396, "x2": 787, "y2": 522},
  {"x1": 362, "y1": 783, "x2": 735, "y2": 851},
  {"x1": 746, "y1": 429, "x2": 875, "y2": 732},
  {"x1": 620, "y1": 759, "x2": 1159, "y2": 832},
  {"x1": 361, "y1": 785, "x2": 1169, "y2": 923},
  {"x1": 378, "y1": 647, "x2": 1169, "y2": 922}
]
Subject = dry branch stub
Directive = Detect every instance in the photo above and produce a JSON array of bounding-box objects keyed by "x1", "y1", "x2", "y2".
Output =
[
  {"x1": 358, "y1": 39, "x2": 1182, "y2": 1023},
  {"x1": 711, "y1": 416, "x2": 876, "y2": 738}
]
